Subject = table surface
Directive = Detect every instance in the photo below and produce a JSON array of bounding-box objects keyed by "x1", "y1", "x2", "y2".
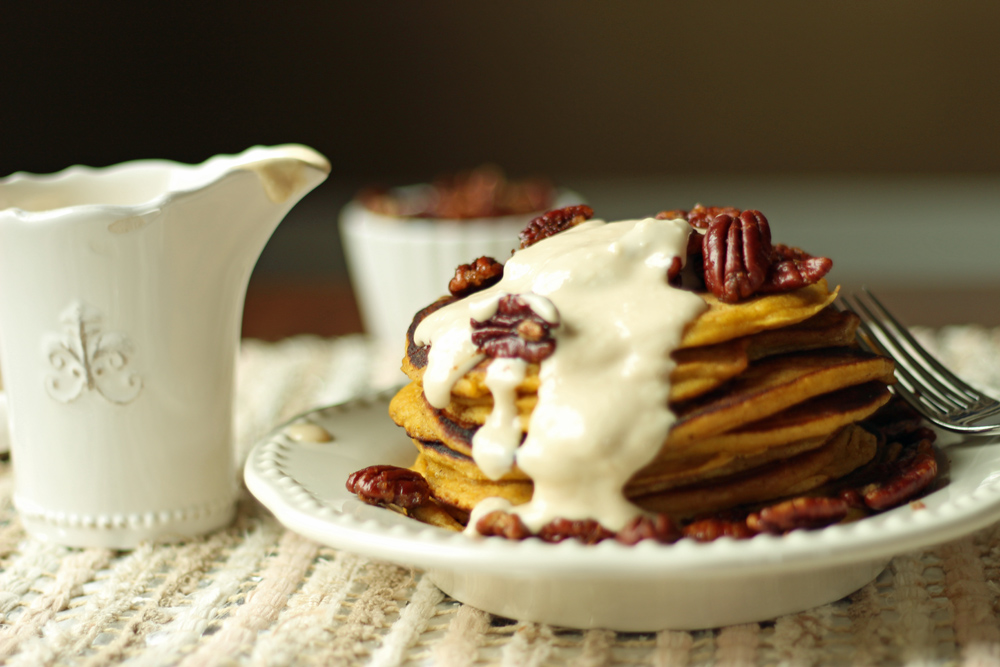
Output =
[{"x1": 1, "y1": 330, "x2": 1000, "y2": 666}]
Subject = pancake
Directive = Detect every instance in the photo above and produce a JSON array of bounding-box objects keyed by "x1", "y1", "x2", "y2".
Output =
[
  {"x1": 407, "y1": 423, "x2": 880, "y2": 522},
  {"x1": 669, "y1": 348, "x2": 895, "y2": 445},
  {"x1": 408, "y1": 304, "x2": 861, "y2": 413},
  {"x1": 391, "y1": 347, "x2": 894, "y2": 461},
  {"x1": 411, "y1": 451, "x2": 532, "y2": 516},
  {"x1": 632, "y1": 424, "x2": 879, "y2": 517},
  {"x1": 667, "y1": 381, "x2": 891, "y2": 458},
  {"x1": 351, "y1": 208, "x2": 935, "y2": 543}
]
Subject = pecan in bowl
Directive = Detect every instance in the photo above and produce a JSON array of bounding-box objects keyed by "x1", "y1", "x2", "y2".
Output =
[{"x1": 358, "y1": 166, "x2": 556, "y2": 220}]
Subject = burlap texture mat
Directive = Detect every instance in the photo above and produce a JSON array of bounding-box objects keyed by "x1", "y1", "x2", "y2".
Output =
[{"x1": 0, "y1": 329, "x2": 998, "y2": 665}]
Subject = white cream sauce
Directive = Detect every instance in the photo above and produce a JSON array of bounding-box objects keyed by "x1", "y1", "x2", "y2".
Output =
[
  {"x1": 414, "y1": 217, "x2": 706, "y2": 532},
  {"x1": 471, "y1": 357, "x2": 528, "y2": 479}
]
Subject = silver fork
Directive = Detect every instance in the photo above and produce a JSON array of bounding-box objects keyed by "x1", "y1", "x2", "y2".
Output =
[{"x1": 839, "y1": 289, "x2": 1000, "y2": 435}]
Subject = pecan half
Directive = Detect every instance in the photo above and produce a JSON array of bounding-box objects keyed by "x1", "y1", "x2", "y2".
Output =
[
  {"x1": 448, "y1": 256, "x2": 504, "y2": 297},
  {"x1": 475, "y1": 510, "x2": 531, "y2": 540},
  {"x1": 537, "y1": 518, "x2": 616, "y2": 544},
  {"x1": 861, "y1": 397, "x2": 926, "y2": 440},
  {"x1": 616, "y1": 514, "x2": 679, "y2": 545},
  {"x1": 346, "y1": 465, "x2": 431, "y2": 509},
  {"x1": 656, "y1": 205, "x2": 741, "y2": 230},
  {"x1": 862, "y1": 440, "x2": 938, "y2": 510},
  {"x1": 682, "y1": 517, "x2": 757, "y2": 542},
  {"x1": 360, "y1": 167, "x2": 555, "y2": 219},
  {"x1": 702, "y1": 210, "x2": 773, "y2": 302},
  {"x1": 758, "y1": 244, "x2": 833, "y2": 293},
  {"x1": 747, "y1": 496, "x2": 849, "y2": 534},
  {"x1": 839, "y1": 488, "x2": 867, "y2": 509},
  {"x1": 518, "y1": 205, "x2": 594, "y2": 249},
  {"x1": 471, "y1": 294, "x2": 558, "y2": 363}
]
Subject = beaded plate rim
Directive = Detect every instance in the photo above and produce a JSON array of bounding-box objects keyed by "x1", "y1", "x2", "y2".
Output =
[{"x1": 245, "y1": 389, "x2": 1000, "y2": 577}]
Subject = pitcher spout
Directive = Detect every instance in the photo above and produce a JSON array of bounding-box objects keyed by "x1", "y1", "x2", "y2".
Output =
[
  {"x1": 224, "y1": 144, "x2": 331, "y2": 205},
  {"x1": 163, "y1": 144, "x2": 331, "y2": 279}
]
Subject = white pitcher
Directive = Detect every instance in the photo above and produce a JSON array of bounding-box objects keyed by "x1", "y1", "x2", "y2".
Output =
[{"x1": 0, "y1": 145, "x2": 330, "y2": 548}]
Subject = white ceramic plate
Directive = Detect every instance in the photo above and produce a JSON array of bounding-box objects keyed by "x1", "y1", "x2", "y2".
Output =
[{"x1": 244, "y1": 390, "x2": 1000, "y2": 631}]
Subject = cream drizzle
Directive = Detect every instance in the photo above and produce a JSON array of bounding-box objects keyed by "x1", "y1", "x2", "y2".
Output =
[
  {"x1": 414, "y1": 217, "x2": 706, "y2": 532},
  {"x1": 471, "y1": 357, "x2": 527, "y2": 480}
]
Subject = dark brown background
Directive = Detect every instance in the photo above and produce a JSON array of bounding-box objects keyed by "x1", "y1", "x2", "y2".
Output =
[{"x1": 3, "y1": 2, "x2": 998, "y2": 336}]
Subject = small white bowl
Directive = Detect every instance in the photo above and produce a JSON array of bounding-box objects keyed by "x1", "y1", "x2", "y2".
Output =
[{"x1": 339, "y1": 189, "x2": 582, "y2": 349}]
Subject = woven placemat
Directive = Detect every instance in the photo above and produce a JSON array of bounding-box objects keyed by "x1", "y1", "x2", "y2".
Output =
[{"x1": 0, "y1": 330, "x2": 997, "y2": 665}]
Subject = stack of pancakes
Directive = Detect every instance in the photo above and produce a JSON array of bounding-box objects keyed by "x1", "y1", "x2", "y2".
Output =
[{"x1": 389, "y1": 278, "x2": 900, "y2": 527}]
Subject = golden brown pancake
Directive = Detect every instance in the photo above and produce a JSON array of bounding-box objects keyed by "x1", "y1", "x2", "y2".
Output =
[
  {"x1": 406, "y1": 423, "x2": 880, "y2": 522},
  {"x1": 668, "y1": 381, "x2": 891, "y2": 458},
  {"x1": 390, "y1": 346, "x2": 894, "y2": 465},
  {"x1": 668, "y1": 349, "x2": 894, "y2": 446},
  {"x1": 411, "y1": 451, "x2": 532, "y2": 513},
  {"x1": 382, "y1": 269, "x2": 917, "y2": 536},
  {"x1": 632, "y1": 424, "x2": 878, "y2": 517}
]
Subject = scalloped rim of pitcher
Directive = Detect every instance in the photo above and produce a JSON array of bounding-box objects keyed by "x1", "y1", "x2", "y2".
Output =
[{"x1": 0, "y1": 144, "x2": 327, "y2": 221}]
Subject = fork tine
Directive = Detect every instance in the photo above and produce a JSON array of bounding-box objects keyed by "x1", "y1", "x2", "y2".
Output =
[
  {"x1": 863, "y1": 331, "x2": 963, "y2": 414},
  {"x1": 845, "y1": 295, "x2": 972, "y2": 412},
  {"x1": 845, "y1": 305, "x2": 984, "y2": 426},
  {"x1": 857, "y1": 289, "x2": 983, "y2": 401},
  {"x1": 840, "y1": 290, "x2": 1000, "y2": 434},
  {"x1": 840, "y1": 297, "x2": 969, "y2": 412},
  {"x1": 887, "y1": 374, "x2": 956, "y2": 426}
]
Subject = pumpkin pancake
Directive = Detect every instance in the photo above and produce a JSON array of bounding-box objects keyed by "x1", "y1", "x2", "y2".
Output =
[
  {"x1": 668, "y1": 381, "x2": 891, "y2": 458},
  {"x1": 411, "y1": 451, "x2": 532, "y2": 514},
  {"x1": 405, "y1": 379, "x2": 892, "y2": 508},
  {"x1": 668, "y1": 348, "x2": 895, "y2": 446},
  {"x1": 403, "y1": 283, "x2": 838, "y2": 372},
  {"x1": 407, "y1": 424, "x2": 878, "y2": 521},
  {"x1": 351, "y1": 209, "x2": 935, "y2": 542},
  {"x1": 393, "y1": 347, "x2": 894, "y2": 462},
  {"x1": 745, "y1": 306, "x2": 859, "y2": 360},
  {"x1": 678, "y1": 281, "x2": 838, "y2": 348},
  {"x1": 624, "y1": 435, "x2": 831, "y2": 496},
  {"x1": 632, "y1": 424, "x2": 878, "y2": 518},
  {"x1": 408, "y1": 302, "x2": 863, "y2": 422}
]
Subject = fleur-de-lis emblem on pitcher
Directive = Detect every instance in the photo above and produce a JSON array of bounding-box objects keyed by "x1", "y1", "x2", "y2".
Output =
[{"x1": 44, "y1": 301, "x2": 143, "y2": 405}]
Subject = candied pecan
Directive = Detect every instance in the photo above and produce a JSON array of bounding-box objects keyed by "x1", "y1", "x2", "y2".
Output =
[
  {"x1": 862, "y1": 440, "x2": 938, "y2": 510},
  {"x1": 471, "y1": 294, "x2": 559, "y2": 363},
  {"x1": 361, "y1": 167, "x2": 555, "y2": 219},
  {"x1": 346, "y1": 465, "x2": 431, "y2": 509},
  {"x1": 758, "y1": 244, "x2": 833, "y2": 293},
  {"x1": 429, "y1": 167, "x2": 555, "y2": 218},
  {"x1": 616, "y1": 514, "x2": 679, "y2": 545},
  {"x1": 655, "y1": 209, "x2": 688, "y2": 221},
  {"x1": 666, "y1": 256, "x2": 684, "y2": 287},
  {"x1": 656, "y1": 205, "x2": 742, "y2": 230},
  {"x1": 448, "y1": 256, "x2": 504, "y2": 297},
  {"x1": 702, "y1": 210, "x2": 773, "y2": 303},
  {"x1": 518, "y1": 205, "x2": 594, "y2": 249},
  {"x1": 475, "y1": 510, "x2": 532, "y2": 540},
  {"x1": 654, "y1": 210, "x2": 705, "y2": 287},
  {"x1": 682, "y1": 517, "x2": 757, "y2": 542},
  {"x1": 907, "y1": 426, "x2": 937, "y2": 446},
  {"x1": 537, "y1": 518, "x2": 615, "y2": 544},
  {"x1": 747, "y1": 496, "x2": 849, "y2": 534},
  {"x1": 861, "y1": 397, "x2": 926, "y2": 439},
  {"x1": 839, "y1": 488, "x2": 867, "y2": 509}
]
